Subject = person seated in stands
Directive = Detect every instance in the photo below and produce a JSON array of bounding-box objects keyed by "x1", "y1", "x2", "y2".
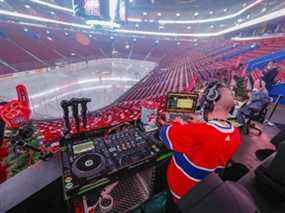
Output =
[
  {"x1": 159, "y1": 82, "x2": 241, "y2": 209},
  {"x1": 262, "y1": 61, "x2": 280, "y2": 90},
  {"x1": 236, "y1": 79, "x2": 272, "y2": 125}
]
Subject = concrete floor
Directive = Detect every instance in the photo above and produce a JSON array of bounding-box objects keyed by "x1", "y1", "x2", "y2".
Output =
[{"x1": 232, "y1": 100, "x2": 285, "y2": 170}]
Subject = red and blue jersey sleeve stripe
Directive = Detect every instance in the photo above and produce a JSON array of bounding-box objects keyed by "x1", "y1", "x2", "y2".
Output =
[
  {"x1": 215, "y1": 167, "x2": 225, "y2": 174},
  {"x1": 173, "y1": 152, "x2": 212, "y2": 181},
  {"x1": 159, "y1": 125, "x2": 173, "y2": 150}
]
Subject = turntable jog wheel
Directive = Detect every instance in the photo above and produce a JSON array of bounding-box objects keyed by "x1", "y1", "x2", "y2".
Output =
[{"x1": 72, "y1": 153, "x2": 105, "y2": 178}]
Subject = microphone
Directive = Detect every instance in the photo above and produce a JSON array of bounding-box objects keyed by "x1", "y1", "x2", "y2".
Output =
[
  {"x1": 80, "y1": 98, "x2": 91, "y2": 129},
  {"x1": 71, "y1": 98, "x2": 80, "y2": 133},
  {"x1": 60, "y1": 100, "x2": 71, "y2": 134}
]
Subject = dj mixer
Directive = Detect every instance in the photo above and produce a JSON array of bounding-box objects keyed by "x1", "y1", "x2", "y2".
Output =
[{"x1": 60, "y1": 125, "x2": 170, "y2": 200}]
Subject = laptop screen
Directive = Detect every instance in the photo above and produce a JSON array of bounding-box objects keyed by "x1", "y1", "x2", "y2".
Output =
[{"x1": 166, "y1": 92, "x2": 198, "y2": 113}]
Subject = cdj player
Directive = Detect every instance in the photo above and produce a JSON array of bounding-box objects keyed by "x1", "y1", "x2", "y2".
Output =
[{"x1": 60, "y1": 125, "x2": 171, "y2": 200}]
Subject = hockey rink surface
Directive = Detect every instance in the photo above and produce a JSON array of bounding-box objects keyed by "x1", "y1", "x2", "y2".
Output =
[{"x1": 0, "y1": 58, "x2": 157, "y2": 120}]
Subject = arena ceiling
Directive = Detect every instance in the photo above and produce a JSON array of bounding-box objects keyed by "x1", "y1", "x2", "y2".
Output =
[
  {"x1": 129, "y1": 0, "x2": 250, "y2": 10},
  {"x1": 0, "y1": 0, "x2": 284, "y2": 38}
]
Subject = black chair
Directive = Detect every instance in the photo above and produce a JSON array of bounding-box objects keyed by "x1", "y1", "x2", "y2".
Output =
[
  {"x1": 178, "y1": 173, "x2": 258, "y2": 213},
  {"x1": 255, "y1": 141, "x2": 285, "y2": 201},
  {"x1": 240, "y1": 102, "x2": 270, "y2": 136}
]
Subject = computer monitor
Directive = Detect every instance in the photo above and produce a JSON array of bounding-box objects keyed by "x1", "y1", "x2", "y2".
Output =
[{"x1": 166, "y1": 92, "x2": 198, "y2": 113}]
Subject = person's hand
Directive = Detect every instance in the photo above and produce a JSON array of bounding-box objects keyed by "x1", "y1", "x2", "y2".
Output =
[{"x1": 157, "y1": 114, "x2": 168, "y2": 126}]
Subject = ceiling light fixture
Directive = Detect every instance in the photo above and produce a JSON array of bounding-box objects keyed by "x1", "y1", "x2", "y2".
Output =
[
  {"x1": 115, "y1": 8, "x2": 285, "y2": 37},
  {"x1": 29, "y1": 0, "x2": 73, "y2": 13},
  {"x1": 128, "y1": 0, "x2": 263, "y2": 24}
]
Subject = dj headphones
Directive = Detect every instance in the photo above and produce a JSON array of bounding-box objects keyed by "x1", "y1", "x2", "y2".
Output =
[{"x1": 202, "y1": 81, "x2": 223, "y2": 113}]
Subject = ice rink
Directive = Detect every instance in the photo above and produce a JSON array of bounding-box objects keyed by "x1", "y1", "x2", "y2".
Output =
[{"x1": 0, "y1": 58, "x2": 157, "y2": 120}]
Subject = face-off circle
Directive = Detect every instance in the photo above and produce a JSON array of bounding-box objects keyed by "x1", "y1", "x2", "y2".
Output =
[{"x1": 72, "y1": 153, "x2": 105, "y2": 178}]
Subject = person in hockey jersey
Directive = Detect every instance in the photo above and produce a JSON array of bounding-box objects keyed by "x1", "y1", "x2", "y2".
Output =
[{"x1": 159, "y1": 81, "x2": 241, "y2": 204}]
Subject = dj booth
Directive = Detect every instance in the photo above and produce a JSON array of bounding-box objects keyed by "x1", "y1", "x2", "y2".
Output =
[
  {"x1": 60, "y1": 124, "x2": 171, "y2": 212},
  {"x1": 1, "y1": 91, "x2": 270, "y2": 213},
  {"x1": 1, "y1": 93, "x2": 199, "y2": 213},
  {"x1": 0, "y1": 125, "x2": 172, "y2": 212}
]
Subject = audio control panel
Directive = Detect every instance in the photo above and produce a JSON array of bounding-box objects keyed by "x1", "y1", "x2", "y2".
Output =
[
  {"x1": 104, "y1": 128, "x2": 162, "y2": 168},
  {"x1": 60, "y1": 126, "x2": 170, "y2": 199}
]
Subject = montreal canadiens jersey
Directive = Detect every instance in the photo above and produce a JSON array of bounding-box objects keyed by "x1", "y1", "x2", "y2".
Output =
[{"x1": 159, "y1": 120, "x2": 241, "y2": 200}]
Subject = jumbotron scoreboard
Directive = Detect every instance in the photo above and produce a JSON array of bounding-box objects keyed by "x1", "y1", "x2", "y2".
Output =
[{"x1": 73, "y1": 0, "x2": 127, "y2": 22}]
